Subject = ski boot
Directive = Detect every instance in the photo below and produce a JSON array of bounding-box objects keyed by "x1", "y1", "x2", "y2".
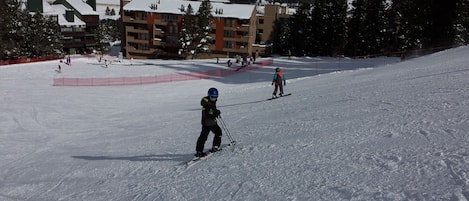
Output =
[
  {"x1": 210, "y1": 146, "x2": 222, "y2": 153},
  {"x1": 194, "y1": 151, "x2": 207, "y2": 157}
]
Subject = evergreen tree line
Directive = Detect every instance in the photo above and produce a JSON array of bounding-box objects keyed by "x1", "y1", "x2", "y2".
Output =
[
  {"x1": 274, "y1": 0, "x2": 469, "y2": 57},
  {"x1": 0, "y1": 0, "x2": 63, "y2": 60}
]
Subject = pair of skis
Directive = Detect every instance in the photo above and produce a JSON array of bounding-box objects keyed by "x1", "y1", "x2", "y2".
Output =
[{"x1": 185, "y1": 142, "x2": 235, "y2": 166}]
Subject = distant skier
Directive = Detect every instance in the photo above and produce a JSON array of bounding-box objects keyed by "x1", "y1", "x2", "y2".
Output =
[
  {"x1": 195, "y1": 88, "x2": 222, "y2": 157},
  {"x1": 66, "y1": 55, "x2": 71, "y2": 66},
  {"x1": 271, "y1": 67, "x2": 286, "y2": 99}
]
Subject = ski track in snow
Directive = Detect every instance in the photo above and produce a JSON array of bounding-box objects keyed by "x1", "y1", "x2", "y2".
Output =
[{"x1": 1, "y1": 47, "x2": 469, "y2": 200}]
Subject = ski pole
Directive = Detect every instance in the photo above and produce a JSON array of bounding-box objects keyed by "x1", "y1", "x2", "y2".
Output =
[{"x1": 218, "y1": 115, "x2": 236, "y2": 145}]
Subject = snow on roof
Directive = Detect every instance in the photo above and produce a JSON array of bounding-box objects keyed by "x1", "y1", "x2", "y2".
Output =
[
  {"x1": 96, "y1": 0, "x2": 120, "y2": 5},
  {"x1": 96, "y1": 4, "x2": 120, "y2": 20},
  {"x1": 66, "y1": 0, "x2": 98, "y2": 15},
  {"x1": 124, "y1": 0, "x2": 256, "y2": 19},
  {"x1": 52, "y1": 4, "x2": 86, "y2": 27},
  {"x1": 42, "y1": 0, "x2": 57, "y2": 14}
]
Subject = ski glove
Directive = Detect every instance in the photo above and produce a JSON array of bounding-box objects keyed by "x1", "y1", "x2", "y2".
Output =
[{"x1": 214, "y1": 109, "x2": 221, "y2": 117}]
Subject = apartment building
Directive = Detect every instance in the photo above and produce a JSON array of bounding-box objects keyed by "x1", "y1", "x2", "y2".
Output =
[
  {"x1": 254, "y1": 4, "x2": 293, "y2": 56},
  {"x1": 123, "y1": 0, "x2": 257, "y2": 59}
]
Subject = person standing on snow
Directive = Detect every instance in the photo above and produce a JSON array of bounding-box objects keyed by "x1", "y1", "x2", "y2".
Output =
[
  {"x1": 271, "y1": 67, "x2": 286, "y2": 98},
  {"x1": 195, "y1": 88, "x2": 223, "y2": 157}
]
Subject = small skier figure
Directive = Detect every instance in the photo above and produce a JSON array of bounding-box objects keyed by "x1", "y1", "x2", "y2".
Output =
[
  {"x1": 195, "y1": 88, "x2": 222, "y2": 157},
  {"x1": 66, "y1": 55, "x2": 71, "y2": 66},
  {"x1": 271, "y1": 67, "x2": 286, "y2": 99},
  {"x1": 57, "y1": 65, "x2": 62, "y2": 73}
]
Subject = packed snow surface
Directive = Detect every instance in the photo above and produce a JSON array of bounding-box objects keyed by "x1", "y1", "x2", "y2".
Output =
[{"x1": 1, "y1": 47, "x2": 469, "y2": 200}]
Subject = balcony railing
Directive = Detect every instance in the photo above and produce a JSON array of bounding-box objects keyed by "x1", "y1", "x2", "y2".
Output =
[
  {"x1": 126, "y1": 26, "x2": 149, "y2": 33},
  {"x1": 123, "y1": 15, "x2": 147, "y2": 24}
]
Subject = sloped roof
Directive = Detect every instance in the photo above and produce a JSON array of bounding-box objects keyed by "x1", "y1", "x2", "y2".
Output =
[
  {"x1": 66, "y1": 0, "x2": 98, "y2": 15},
  {"x1": 51, "y1": 4, "x2": 86, "y2": 27},
  {"x1": 124, "y1": 0, "x2": 256, "y2": 19}
]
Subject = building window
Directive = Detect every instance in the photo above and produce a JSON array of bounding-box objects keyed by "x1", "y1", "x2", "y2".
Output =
[
  {"x1": 140, "y1": 43, "x2": 149, "y2": 50},
  {"x1": 259, "y1": 19, "x2": 264, "y2": 24},
  {"x1": 224, "y1": 30, "x2": 234, "y2": 38},
  {"x1": 137, "y1": 12, "x2": 147, "y2": 20},
  {"x1": 258, "y1": 29, "x2": 263, "y2": 34},
  {"x1": 224, "y1": 41, "x2": 234, "y2": 48},
  {"x1": 163, "y1": 14, "x2": 178, "y2": 22},
  {"x1": 224, "y1": 19, "x2": 234, "y2": 27},
  {"x1": 140, "y1": 33, "x2": 149, "y2": 40},
  {"x1": 238, "y1": 19, "x2": 249, "y2": 25}
]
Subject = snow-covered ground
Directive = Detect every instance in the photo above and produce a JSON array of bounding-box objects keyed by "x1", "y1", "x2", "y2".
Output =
[{"x1": 1, "y1": 47, "x2": 468, "y2": 200}]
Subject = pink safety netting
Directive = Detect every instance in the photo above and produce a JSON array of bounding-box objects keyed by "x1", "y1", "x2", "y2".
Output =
[{"x1": 53, "y1": 59, "x2": 273, "y2": 86}]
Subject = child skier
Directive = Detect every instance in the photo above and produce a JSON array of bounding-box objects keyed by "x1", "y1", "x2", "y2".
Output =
[
  {"x1": 195, "y1": 88, "x2": 223, "y2": 157},
  {"x1": 271, "y1": 67, "x2": 286, "y2": 98}
]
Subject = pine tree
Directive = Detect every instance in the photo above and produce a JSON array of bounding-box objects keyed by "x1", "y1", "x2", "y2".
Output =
[
  {"x1": 383, "y1": 0, "x2": 400, "y2": 53},
  {"x1": 362, "y1": 0, "x2": 387, "y2": 55},
  {"x1": 290, "y1": 1, "x2": 312, "y2": 56},
  {"x1": 346, "y1": 0, "x2": 365, "y2": 56},
  {"x1": 428, "y1": 0, "x2": 460, "y2": 47},
  {"x1": 326, "y1": 0, "x2": 347, "y2": 56},
  {"x1": 44, "y1": 16, "x2": 63, "y2": 56},
  {"x1": 310, "y1": 0, "x2": 347, "y2": 56},
  {"x1": 195, "y1": 0, "x2": 213, "y2": 58},
  {"x1": 272, "y1": 17, "x2": 291, "y2": 55},
  {"x1": 179, "y1": 4, "x2": 197, "y2": 58},
  {"x1": 396, "y1": 0, "x2": 432, "y2": 50},
  {"x1": 1, "y1": 0, "x2": 62, "y2": 59},
  {"x1": 96, "y1": 23, "x2": 111, "y2": 53},
  {"x1": 0, "y1": 0, "x2": 25, "y2": 59},
  {"x1": 457, "y1": 0, "x2": 469, "y2": 44}
]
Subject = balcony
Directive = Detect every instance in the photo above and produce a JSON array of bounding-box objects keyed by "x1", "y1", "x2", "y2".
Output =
[
  {"x1": 126, "y1": 26, "x2": 149, "y2": 34},
  {"x1": 127, "y1": 47, "x2": 154, "y2": 54},
  {"x1": 154, "y1": 28, "x2": 164, "y2": 35},
  {"x1": 153, "y1": 38, "x2": 162, "y2": 46},
  {"x1": 123, "y1": 16, "x2": 147, "y2": 24},
  {"x1": 127, "y1": 36, "x2": 148, "y2": 43},
  {"x1": 235, "y1": 25, "x2": 249, "y2": 32},
  {"x1": 154, "y1": 20, "x2": 167, "y2": 26}
]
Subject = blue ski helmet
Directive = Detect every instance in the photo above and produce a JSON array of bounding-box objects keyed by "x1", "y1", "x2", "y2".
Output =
[{"x1": 208, "y1": 87, "x2": 219, "y2": 97}]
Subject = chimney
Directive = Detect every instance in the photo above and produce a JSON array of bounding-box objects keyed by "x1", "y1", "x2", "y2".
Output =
[
  {"x1": 65, "y1": 9, "x2": 74, "y2": 22},
  {"x1": 27, "y1": 0, "x2": 43, "y2": 13},
  {"x1": 86, "y1": 0, "x2": 96, "y2": 11}
]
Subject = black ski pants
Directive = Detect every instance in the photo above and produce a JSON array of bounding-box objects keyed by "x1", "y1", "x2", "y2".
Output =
[{"x1": 196, "y1": 125, "x2": 222, "y2": 152}]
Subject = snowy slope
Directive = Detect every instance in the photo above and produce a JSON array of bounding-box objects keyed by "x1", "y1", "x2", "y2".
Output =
[{"x1": 0, "y1": 47, "x2": 468, "y2": 200}]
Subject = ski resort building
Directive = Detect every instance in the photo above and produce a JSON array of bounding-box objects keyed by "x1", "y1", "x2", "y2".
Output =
[
  {"x1": 25, "y1": 0, "x2": 99, "y2": 54},
  {"x1": 122, "y1": 0, "x2": 258, "y2": 59}
]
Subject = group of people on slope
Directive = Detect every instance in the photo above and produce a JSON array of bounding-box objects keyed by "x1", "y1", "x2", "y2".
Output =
[{"x1": 195, "y1": 67, "x2": 286, "y2": 157}]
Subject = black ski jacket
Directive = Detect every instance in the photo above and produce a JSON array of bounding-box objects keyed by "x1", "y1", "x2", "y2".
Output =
[{"x1": 201, "y1": 96, "x2": 220, "y2": 126}]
